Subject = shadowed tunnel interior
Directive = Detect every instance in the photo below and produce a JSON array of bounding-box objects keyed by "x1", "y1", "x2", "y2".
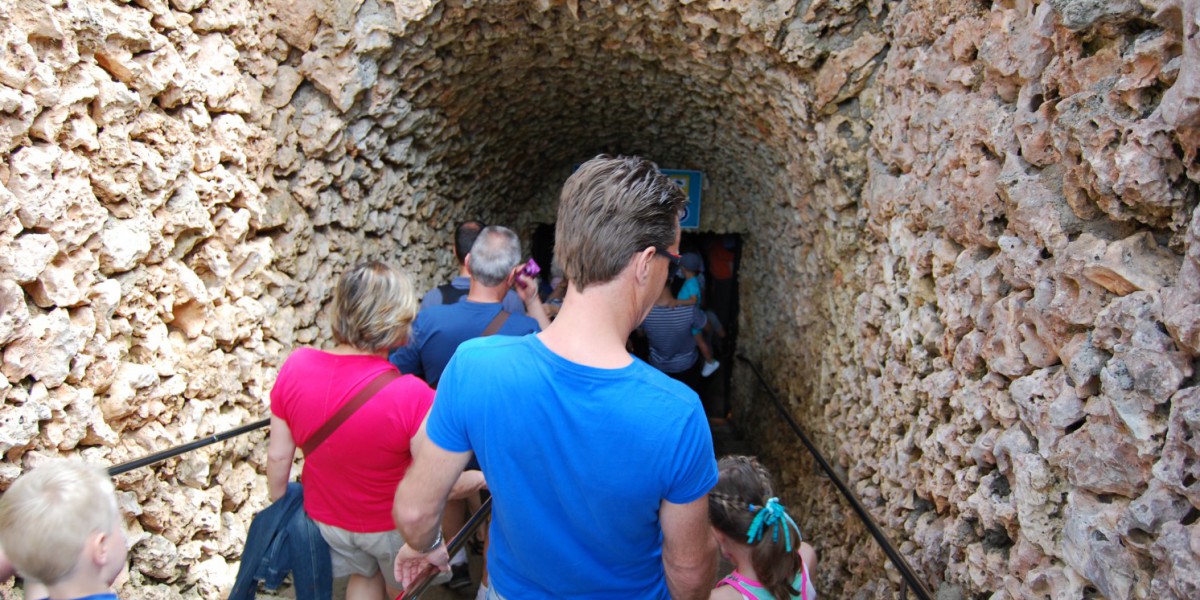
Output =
[{"x1": 344, "y1": 2, "x2": 801, "y2": 229}]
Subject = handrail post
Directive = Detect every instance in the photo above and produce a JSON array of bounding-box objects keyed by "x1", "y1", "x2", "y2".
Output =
[{"x1": 736, "y1": 354, "x2": 936, "y2": 600}]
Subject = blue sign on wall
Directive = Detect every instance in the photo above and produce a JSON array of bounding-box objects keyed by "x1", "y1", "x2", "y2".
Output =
[{"x1": 662, "y1": 169, "x2": 702, "y2": 230}]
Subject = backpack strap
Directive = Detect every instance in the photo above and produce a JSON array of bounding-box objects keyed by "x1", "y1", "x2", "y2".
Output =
[
  {"x1": 439, "y1": 284, "x2": 468, "y2": 304},
  {"x1": 481, "y1": 310, "x2": 510, "y2": 337},
  {"x1": 300, "y1": 370, "x2": 400, "y2": 456}
]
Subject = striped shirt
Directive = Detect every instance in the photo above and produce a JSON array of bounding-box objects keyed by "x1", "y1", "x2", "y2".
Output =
[{"x1": 639, "y1": 303, "x2": 707, "y2": 373}]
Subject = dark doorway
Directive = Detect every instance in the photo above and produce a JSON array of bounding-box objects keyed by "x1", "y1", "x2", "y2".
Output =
[{"x1": 679, "y1": 232, "x2": 743, "y2": 423}]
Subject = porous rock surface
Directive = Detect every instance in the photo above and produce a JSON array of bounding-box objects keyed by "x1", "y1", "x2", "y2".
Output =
[{"x1": 0, "y1": 0, "x2": 1197, "y2": 598}]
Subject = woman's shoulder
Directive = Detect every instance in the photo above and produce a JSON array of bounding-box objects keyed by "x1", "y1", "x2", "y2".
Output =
[
  {"x1": 275, "y1": 347, "x2": 325, "y2": 380},
  {"x1": 372, "y1": 373, "x2": 435, "y2": 411},
  {"x1": 389, "y1": 372, "x2": 434, "y2": 393},
  {"x1": 280, "y1": 346, "x2": 328, "y2": 367}
]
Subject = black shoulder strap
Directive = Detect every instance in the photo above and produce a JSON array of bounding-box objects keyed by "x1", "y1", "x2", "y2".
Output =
[{"x1": 440, "y1": 284, "x2": 468, "y2": 305}]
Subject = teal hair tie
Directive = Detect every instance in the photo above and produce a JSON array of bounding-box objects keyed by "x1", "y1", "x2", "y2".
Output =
[{"x1": 746, "y1": 497, "x2": 803, "y2": 552}]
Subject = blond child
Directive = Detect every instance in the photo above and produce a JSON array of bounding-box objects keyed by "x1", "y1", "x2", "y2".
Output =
[
  {"x1": 709, "y1": 456, "x2": 817, "y2": 600},
  {"x1": 0, "y1": 460, "x2": 127, "y2": 600}
]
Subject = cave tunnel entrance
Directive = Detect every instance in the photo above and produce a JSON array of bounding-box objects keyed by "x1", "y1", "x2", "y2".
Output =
[{"x1": 8, "y1": 0, "x2": 1198, "y2": 598}]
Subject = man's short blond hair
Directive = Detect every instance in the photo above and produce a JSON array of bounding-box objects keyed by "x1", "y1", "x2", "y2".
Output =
[
  {"x1": 331, "y1": 261, "x2": 417, "y2": 353},
  {"x1": 555, "y1": 155, "x2": 685, "y2": 291},
  {"x1": 0, "y1": 459, "x2": 119, "y2": 585}
]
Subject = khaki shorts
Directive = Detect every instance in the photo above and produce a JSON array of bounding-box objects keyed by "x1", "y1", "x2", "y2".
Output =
[{"x1": 315, "y1": 522, "x2": 405, "y2": 590}]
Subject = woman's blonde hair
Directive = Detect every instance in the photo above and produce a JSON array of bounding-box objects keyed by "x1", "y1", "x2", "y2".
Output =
[
  {"x1": 0, "y1": 459, "x2": 120, "y2": 585},
  {"x1": 331, "y1": 261, "x2": 417, "y2": 353}
]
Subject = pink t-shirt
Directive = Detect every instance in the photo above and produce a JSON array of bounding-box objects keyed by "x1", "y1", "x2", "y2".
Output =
[{"x1": 270, "y1": 348, "x2": 435, "y2": 532}]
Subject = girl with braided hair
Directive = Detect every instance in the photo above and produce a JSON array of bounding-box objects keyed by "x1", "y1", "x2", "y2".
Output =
[{"x1": 709, "y1": 456, "x2": 818, "y2": 600}]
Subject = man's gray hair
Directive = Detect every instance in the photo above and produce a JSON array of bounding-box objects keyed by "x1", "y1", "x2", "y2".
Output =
[{"x1": 468, "y1": 225, "x2": 522, "y2": 287}]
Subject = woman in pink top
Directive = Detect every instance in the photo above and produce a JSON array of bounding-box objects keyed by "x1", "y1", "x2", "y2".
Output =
[{"x1": 267, "y1": 261, "x2": 483, "y2": 600}]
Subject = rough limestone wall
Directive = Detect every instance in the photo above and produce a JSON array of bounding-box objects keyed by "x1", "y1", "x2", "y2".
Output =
[
  {"x1": 0, "y1": 0, "x2": 461, "y2": 597},
  {"x1": 738, "y1": 0, "x2": 1200, "y2": 599}
]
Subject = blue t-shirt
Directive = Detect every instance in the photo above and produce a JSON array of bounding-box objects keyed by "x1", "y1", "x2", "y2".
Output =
[
  {"x1": 389, "y1": 301, "x2": 539, "y2": 387},
  {"x1": 427, "y1": 335, "x2": 717, "y2": 599},
  {"x1": 677, "y1": 276, "x2": 701, "y2": 302}
]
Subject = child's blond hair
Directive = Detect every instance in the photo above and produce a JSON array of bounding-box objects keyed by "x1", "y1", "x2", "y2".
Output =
[{"x1": 0, "y1": 459, "x2": 120, "y2": 585}]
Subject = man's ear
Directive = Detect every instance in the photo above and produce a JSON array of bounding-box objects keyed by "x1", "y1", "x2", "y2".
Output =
[{"x1": 635, "y1": 246, "x2": 657, "y2": 284}]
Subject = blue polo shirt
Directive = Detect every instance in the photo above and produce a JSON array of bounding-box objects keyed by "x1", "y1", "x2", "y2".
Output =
[{"x1": 389, "y1": 301, "x2": 539, "y2": 387}]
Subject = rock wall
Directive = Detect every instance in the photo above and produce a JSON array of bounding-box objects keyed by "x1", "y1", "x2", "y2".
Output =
[
  {"x1": 740, "y1": 0, "x2": 1200, "y2": 598},
  {"x1": 0, "y1": 0, "x2": 458, "y2": 596},
  {"x1": 1, "y1": 0, "x2": 1198, "y2": 598}
]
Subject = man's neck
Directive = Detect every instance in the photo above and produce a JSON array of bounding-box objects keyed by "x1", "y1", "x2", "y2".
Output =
[
  {"x1": 655, "y1": 286, "x2": 674, "y2": 306},
  {"x1": 538, "y1": 279, "x2": 640, "y2": 369},
  {"x1": 457, "y1": 265, "x2": 470, "y2": 278},
  {"x1": 466, "y1": 280, "x2": 508, "y2": 304}
]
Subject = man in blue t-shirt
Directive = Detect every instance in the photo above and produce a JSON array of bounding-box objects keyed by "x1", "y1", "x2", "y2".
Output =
[
  {"x1": 390, "y1": 225, "x2": 548, "y2": 387},
  {"x1": 394, "y1": 155, "x2": 718, "y2": 599}
]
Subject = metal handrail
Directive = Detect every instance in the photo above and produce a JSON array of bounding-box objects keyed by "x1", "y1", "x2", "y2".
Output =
[
  {"x1": 103, "y1": 415, "x2": 494, "y2": 600},
  {"x1": 107, "y1": 418, "x2": 270, "y2": 476},
  {"x1": 106, "y1": 416, "x2": 495, "y2": 598},
  {"x1": 399, "y1": 497, "x2": 493, "y2": 600},
  {"x1": 737, "y1": 354, "x2": 935, "y2": 600}
]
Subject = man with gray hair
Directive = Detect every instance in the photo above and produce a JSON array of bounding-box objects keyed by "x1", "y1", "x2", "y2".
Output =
[
  {"x1": 421, "y1": 220, "x2": 526, "y2": 315},
  {"x1": 389, "y1": 225, "x2": 549, "y2": 388}
]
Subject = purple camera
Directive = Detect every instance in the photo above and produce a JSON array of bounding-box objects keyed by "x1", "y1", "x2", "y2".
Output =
[{"x1": 520, "y1": 258, "x2": 541, "y2": 280}]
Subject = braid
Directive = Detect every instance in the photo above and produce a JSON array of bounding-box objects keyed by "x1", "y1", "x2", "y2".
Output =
[
  {"x1": 749, "y1": 459, "x2": 776, "y2": 497},
  {"x1": 711, "y1": 456, "x2": 803, "y2": 599},
  {"x1": 709, "y1": 490, "x2": 746, "y2": 514}
]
